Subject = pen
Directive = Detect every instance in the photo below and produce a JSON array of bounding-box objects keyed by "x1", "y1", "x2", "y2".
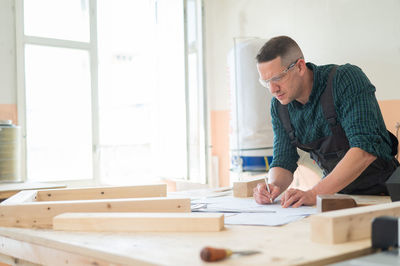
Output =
[{"x1": 264, "y1": 176, "x2": 273, "y2": 203}]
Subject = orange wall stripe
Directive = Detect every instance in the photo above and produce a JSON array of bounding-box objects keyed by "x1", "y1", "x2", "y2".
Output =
[
  {"x1": 210, "y1": 110, "x2": 230, "y2": 187},
  {"x1": 0, "y1": 104, "x2": 17, "y2": 125},
  {"x1": 378, "y1": 99, "x2": 400, "y2": 157}
]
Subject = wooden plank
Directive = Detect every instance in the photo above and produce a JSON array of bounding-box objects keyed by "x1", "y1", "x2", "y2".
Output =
[
  {"x1": 0, "y1": 182, "x2": 66, "y2": 200},
  {"x1": 1, "y1": 190, "x2": 38, "y2": 205},
  {"x1": 310, "y1": 201, "x2": 400, "y2": 244},
  {"x1": 316, "y1": 194, "x2": 357, "y2": 212},
  {"x1": 53, "y1": 212, "x2": 224, "y2": 232},
  {"x1": 35, "y1": 184, "x2": 167, "y2": 201},
  {"x1": 0, "y1": 197, "x2": 190, "y2": 229},
  {"x1": 233, "y1": 177, "x2": 265, "y2": 197}
]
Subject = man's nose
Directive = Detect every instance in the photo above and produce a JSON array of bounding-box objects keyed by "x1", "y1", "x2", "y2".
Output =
[{"x1": 269, "y1": 82, "x2": 280, "y2": 94}]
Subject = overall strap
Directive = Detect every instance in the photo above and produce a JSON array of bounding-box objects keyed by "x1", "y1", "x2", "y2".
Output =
[
  {"x1": 277, "y1": 103, "x2": 298, "y2": 146},
  {"x1": 320, "y1": 66, "x2": 339, "y2": 132}
]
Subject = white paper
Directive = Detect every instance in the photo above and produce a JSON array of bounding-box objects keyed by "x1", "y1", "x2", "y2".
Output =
[
  {"x1": 224, "y1": 213, "x2": 307, "y2": 226},
  {"x1": 192, "y1": 196, "x2": 317, "y2": 216}
]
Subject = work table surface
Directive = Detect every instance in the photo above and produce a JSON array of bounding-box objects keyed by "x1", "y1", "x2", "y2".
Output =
[
  {"x1": 0, "y1": 195, "x2": 390, "y2": 265},
  {"x1": 0, "y1": 217, "x2": 372, "y2": 265}
]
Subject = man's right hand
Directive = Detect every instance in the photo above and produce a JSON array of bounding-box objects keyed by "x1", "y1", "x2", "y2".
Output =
[{"x1": 253, "y1": 182, "x2": 281, "y2": 204}]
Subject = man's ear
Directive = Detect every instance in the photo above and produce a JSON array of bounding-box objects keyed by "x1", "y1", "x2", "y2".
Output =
[{"x1": 297, "y1": 59, "x2": 307, "y2": 75}]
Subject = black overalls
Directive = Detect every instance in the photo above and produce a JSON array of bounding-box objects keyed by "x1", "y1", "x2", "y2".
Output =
[{"x1": 277, "y1": 66, "x2": 399, "y2": 195}]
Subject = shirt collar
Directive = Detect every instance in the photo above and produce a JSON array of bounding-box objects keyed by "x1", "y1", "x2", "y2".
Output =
[
  {"x1": 306, "y1": 62, "x2": 320, "y2": 105},
  {"x1": 291, "y1": 62, "x2": 319, "y2": 108}
]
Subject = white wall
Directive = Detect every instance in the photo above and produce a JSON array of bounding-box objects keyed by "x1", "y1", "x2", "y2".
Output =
[
  {"x1": 204, "y1": 0, "x2": 400, "y2": 110},
  {"x1": 0, "y1": 0, "x2": 16, "y2": 104},
  {"x1": 2, "y1": 0, "x2": 400, "y2": 110}
]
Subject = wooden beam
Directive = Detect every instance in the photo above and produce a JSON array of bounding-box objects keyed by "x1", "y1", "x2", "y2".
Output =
[
  {"x1": 53, "y1": 212, "x2": 224, "y2": 232},
  {"x1": 0, "y1": 182, "x2": 66, "y2": 200},
  {"x1": 0, "y1": 197, "x2": 190, "y2": 229},
  {"x1": 233, "y1": 177, "x2": 265, "y2": 197},
  {"x1": 1, "y1": 190, "x2": 38, "y2": 205},
  {"x1": 310, "y1": 201, "x2": 400, "y2": 244},
  {"x1": 316, "y1": 194, "x2": 357, "y2": 212},
  {"x1": 35, "y1": 184, "x2": 167, "y2": 201}
]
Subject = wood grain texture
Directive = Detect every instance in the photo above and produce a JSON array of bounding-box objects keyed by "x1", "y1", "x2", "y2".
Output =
[
  {"x1": 0, "y1": 197, "x2": 190, "y2": 229},
  {"x1": 0, "y1": 182, "x2": 66, "y2": 200},
  {"x1": 0, "y1": 219, "x2": 374, "y2": 266},
  {"x1": 1, "y1": 190, "x2": 38, "y2": 205},
  {"x1": 350, "y1": 195, "x2": 391, "y2": 206},
  {"x1": 311, "y1": 201, "x2": 400, "y2": 244},
  {"x1": 317, "y1": 194, "x2": 357, "y2": 212},
  {"x1": 35, "y1": 184, "x2": 167, "y2": 201},
  {"x1": 0, "y1": 195, "x2": 390, "y2": 265},
  {"x1": 53, "y1": 212, "x2": 224, "y2": 232},
  {"x1": 233, "y1": 177, "x2": 265, "y2": 197},
  {"x1": 0, "y1": 234, "x2": 155, "y2": 266}
]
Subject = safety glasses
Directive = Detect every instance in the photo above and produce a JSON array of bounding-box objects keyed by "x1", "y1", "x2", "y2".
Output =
[{"x1": 259, "y1": 57, "x2": 302, "y2": 89}]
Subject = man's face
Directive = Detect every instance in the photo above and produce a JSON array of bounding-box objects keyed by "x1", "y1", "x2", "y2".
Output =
[{"x1": 257, "y1": 57, "x2": 299, "y2": 105}]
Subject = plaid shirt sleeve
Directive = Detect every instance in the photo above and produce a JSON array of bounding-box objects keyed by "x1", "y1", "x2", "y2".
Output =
[
  {"x1": 334, "y1": 64, "x2": 393, "y2": 160},
  {"x1": 269, "y1": 98, "x2": 300, "y2": 173}
]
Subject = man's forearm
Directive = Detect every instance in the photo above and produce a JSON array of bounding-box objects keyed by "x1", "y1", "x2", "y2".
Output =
[
  {"x1": 269, "y1": 167, "x2": 294, "y2": 193},
  {"x1": 311, "y1": 147, "x2": 377, "y2": 195}
]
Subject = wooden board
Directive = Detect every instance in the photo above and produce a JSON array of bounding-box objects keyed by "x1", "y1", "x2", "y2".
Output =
[
  {"x1": 35, "y1": 184, "x2": 167, "y2": 201},
  {"x1": 0, "y1": 190, "x2": 38, "y2": 205},
  {"x1": 310, "y1": 201, "x2": 400, "y2": 244},
  {"x1": 233, "y1": 177, "x2": 265, "y2": 197},
  {"x1": 0, "y1": 197, "x2": 190, "y2": 229},
  {"x1": 317, "y1": 194, "x2": 357, "y2": 212},
  {"x1": 316, "y1": 194, "x2": 392, "y2": 212},
  {"x1": 0, "y1": 182, "x2": 66, "y2": 200},
  {"x1": 53, "y1": 212, "x2": 224, "y2": 232}
]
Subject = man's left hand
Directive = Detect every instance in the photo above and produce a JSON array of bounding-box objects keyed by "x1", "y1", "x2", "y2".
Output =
[{"x1": 281, "y1": 188, "x2": 317, "y2": 208}]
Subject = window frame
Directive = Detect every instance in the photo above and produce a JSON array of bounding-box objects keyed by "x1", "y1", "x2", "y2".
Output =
[{"x1": 15, "y1": 0, "x2": 208, "y2": 186}]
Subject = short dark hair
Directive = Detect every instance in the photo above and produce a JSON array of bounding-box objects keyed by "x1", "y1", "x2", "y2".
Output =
[{"x1": 256, "y1": 36, "x2": 303, "y2": 65}]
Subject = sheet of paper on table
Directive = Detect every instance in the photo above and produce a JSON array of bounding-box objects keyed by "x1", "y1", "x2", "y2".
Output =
[
  {"x1": 191, "y1": 196, "x2": 317, "y2": 226},
  {"x1": 224, "y1": 212, "x2": 307, "y2": 226}
]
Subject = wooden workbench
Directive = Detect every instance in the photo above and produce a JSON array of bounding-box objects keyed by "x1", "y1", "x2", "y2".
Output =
[{"x1": 0, "y1": 195, "x2": 390, "y2": 266}]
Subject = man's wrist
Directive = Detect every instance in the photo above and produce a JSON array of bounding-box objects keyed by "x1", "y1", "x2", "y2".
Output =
[{"x1": 309, "y1": 187, "x2": 319, "y2": 199}]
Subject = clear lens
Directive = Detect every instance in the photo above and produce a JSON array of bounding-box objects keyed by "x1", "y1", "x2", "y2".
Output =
[
  {"x1": 259, "y1": 58, "x2": 301, "y2": 90},
  {"x1": 259, "y1": 78, "x2": 269, "y2": 88},
  {"x1": 271, "y1": 72, "x2": 286, "y2": 83},
  {"x1": 259, "y1": 72, "x2": 286, "y2": 89}
]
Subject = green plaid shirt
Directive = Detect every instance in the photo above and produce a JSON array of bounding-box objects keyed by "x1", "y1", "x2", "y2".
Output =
[{"x1": 270, "y1": 63, "x2": 393, "y2": 173}]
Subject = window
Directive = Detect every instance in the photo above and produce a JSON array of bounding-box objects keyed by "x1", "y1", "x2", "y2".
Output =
[
  {"x1": 25, "y1": 45, "x2": 93, "y2": 181},
  {"x1": 16, "y1": 0, "x2": 207, "y2": 185}
]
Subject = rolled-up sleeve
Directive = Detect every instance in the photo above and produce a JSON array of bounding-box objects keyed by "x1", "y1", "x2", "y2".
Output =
[
  {"x1": 335, "y1": 65, "x2": 392, "y2": 160},
  {"x1": 269, "y1": 99, "x2": 300, "y2": 173}
]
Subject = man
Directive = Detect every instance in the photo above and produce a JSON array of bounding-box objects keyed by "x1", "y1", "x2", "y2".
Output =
[{"x1": 253, "y1": 36, "x2": 399, "y2": 208}]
